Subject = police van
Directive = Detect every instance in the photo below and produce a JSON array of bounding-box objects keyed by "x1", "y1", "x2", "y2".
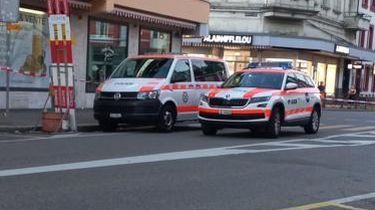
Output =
[
  {"x1": 94, "y1": 54, "x2": 229, "y2": 132},
  {"x1": 198, "y1": 68, "x2": 322, "y2": 138}
]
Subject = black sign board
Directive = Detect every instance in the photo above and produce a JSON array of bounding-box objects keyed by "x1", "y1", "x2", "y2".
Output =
[{"x1": 203, "y1": 35, "x2": 252, "y2": 45}]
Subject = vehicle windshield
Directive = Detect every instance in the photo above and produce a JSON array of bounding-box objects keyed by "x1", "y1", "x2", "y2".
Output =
[
  {"x1": 111, "y1": 58, "x2": 173, "y2": 79},
  {"x1": 222, "y1": 71, "x2": 285, "y2": 89}
]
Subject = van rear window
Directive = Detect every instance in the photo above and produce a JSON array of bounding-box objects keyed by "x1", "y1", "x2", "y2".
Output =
[{"x1": 111, "y1": 58, "x2": 173, "y2": 79}]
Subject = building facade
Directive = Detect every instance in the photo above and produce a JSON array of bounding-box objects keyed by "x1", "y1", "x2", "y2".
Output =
[
  {"x1": 0, "y1": 0, "x2": 210, "y2": 109},
  {"x1": 355, "y1": 0, "x2": 375, "y2": 96},
  {"x1": 183, "y1": 0, "x2": 375, "y2": 98}
]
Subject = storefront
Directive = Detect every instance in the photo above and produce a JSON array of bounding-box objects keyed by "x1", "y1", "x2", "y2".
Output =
[
  {"x1": 183, "y1": 33, "x2": 375, "y2": 97},
  {"x1": 0, "y1": 0, "x2": 210, "y2": 109}
]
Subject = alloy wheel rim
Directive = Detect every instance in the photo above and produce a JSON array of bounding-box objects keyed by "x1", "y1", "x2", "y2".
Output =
[
  {"x1": 274, "y1": 113, "x2": 281, "y2": 135},
  {"x1": 164, "y1": 111, "x2": 173, "y2": 128},
  {"x1": 312, "y1": 111, "x2": 320, "y2": 131}
]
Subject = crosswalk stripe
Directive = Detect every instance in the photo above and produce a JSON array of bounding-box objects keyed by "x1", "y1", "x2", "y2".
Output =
[{"x1": 342, "y1": 126, "x2": 375, "y2": 132}]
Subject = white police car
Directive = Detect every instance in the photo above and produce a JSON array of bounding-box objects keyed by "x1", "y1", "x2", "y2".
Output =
[
  {"x1": 94, "y1": 54, "x2": 229, "y2": 132},
  {"x1": 198, "y1": 68, "x2": 322, "y2": 138}
]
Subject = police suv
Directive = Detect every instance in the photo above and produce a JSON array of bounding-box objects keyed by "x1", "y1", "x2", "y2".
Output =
[
  {"x1": 94, "y1": 54, "x2": 229, "y2": 132},
  {"x1": 198, "y1": 69, "x2": 322, "y2": 138}
]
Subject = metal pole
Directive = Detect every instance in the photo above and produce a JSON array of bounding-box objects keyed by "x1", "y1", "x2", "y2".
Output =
[{"x1": 5, "y1": 23, "x2": 11, "y2": 113}]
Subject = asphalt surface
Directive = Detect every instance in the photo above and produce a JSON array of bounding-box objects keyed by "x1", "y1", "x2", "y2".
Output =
[{"x1": 0, "y1": 110, "x2": 375, "y2": 210}]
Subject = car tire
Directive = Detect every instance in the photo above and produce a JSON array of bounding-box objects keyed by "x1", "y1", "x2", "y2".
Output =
[
  {"x1": 304, "y1": 108, "x2": 320, "y2": 134},
  {"x1": 99, "y1": 120, "x2": 118, "y2": 132},
  {"x1": 266, "y1": 107, "x2": 282, "y2": 138},
  {"x1": 202, "y1": 123, "x2": 218, "y2": 136},
  {"x1": 156, "y1": 104, "x2": 176, "y2": 132}
]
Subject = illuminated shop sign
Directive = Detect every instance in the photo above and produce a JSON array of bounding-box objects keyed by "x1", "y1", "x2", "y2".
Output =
[
  {"x1": 335, "y1": 45, "x2": 350, "y2": 54},
  {"x1": 203, "y1": 35, "x2": 252, "y2": 45}
]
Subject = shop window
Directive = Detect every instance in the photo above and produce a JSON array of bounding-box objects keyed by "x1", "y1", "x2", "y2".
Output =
[
  {"x1": 363, "y1": 0, "x2": 369, "y2": 9},
  {"x1": 86, "y1": 19, "x2": 128, "y2": 92},
  {"x1": 326, "y1": 64, "x2": 337, "y2": 96},
  {"x1": 171, "y1": 60, "x2": 191, "y2": 83},
  {"x1": 139, "y1": 28, "x2": 171, "y2": 55},
  {"x1": 191, "y1": 60, "x2": 227, "y2": 82},
  {"x1": 371, "y1": 0, "x2": 375, "y2": 11},
  {"x1": 364, "y1": 66, "x2": 371, "y2": 91},
  {"x1": 369, "y1": 25, "x2": 374, "y2": 49},
  {"x1": 0, "y1": 9, "x2": 49, "y2": 89}
]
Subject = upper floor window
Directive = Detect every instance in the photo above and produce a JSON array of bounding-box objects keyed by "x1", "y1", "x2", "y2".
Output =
[
  {"x1": 321, "y1": 0, "x2": 330, "y2": 9},
  {"x1": 369, "y1": 25, "x2": 374, "y2": 49},
  {"x1": 363, "y1": 0, "x2": 369, "y2": 9},
  {"x1": 371, "y1": 0, "x2": 375, "y2": 11}
]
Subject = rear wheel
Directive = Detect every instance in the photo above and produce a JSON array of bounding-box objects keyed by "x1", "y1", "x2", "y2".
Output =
[
  {"x1": 201, "y1": 123, "x2": 218, "y2": 136},
  {"x1": 304, "y1": 108, "x2": 320, "y2": 134},
  {"x1": 156, "y1": 104, "x2": 176, "y2": 132},
  {"x1": 99, "y1": 120, "x2": 118, "y2": 132},
  {"x1": 266, "y1": 107, "x2": 282, "y2": 138}
]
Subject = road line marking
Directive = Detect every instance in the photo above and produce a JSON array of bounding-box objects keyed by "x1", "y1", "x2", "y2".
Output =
[
  {"x1": 333, "y1": 192, "x2": 375, "y2": 204},
  {"x1": 278, "y1": 192, "x2": 375, "y2": 210},
  {"x1": 343, "y1": 126, "x2": 375, "y2": 132},
  {"x1": 320, "y1": 125, "x2": 354, "y2": 130},
  {"x1": 0, "y1": 131, "x2": 375, "y2": 177},
  {"x1": 347, "y1": 134, "x2": 375, "y2": 138},
  {"x1": 331, "y1": 203, "x2": 367, "y2": 210},
  {"x1": 277, "y1": 201, "x2": 335, "y2": 210}
]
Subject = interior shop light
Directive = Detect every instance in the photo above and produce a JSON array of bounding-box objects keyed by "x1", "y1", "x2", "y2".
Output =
[{"x1": 19, "y1": 8, "x2": 46, "y2": 15}]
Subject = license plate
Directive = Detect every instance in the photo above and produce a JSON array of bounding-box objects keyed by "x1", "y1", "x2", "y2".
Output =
[
  {"x1": 109, "y1": 113, "x2": 122, "y2": 118},
  {"x1": 219, "y1": 110, "x2": 232, "y2": 115}
]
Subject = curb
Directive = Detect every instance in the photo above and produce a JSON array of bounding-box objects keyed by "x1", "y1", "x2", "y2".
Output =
[{"x1": 0, "y1": 124, "x2": 99, "y2": 133}]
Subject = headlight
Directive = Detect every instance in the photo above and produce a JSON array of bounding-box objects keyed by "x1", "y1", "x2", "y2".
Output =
[
  {"x1": 200, "y1": 94, "x2": 209, "y2": 103},
  {"x1": 250, "y1": 96, "x2": 271, "y2": 104},
  {"x1": 137, "y1": 90, "x2": 160, "y2": 100}
]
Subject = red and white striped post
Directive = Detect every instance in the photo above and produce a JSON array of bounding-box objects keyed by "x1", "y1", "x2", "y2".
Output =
[{"x1": 47, "y1": 0, "x2": 76, "y2": 131}]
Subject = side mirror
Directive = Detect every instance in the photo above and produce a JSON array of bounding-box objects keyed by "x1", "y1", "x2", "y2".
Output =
[{"x1": 285, "y1": 82, "x2": 298, "y2": 90}]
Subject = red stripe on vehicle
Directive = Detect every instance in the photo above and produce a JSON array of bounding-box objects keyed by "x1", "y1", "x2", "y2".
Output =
[
  {"x1": 177, "y1": 106, "x2": 198, "y2": 113},
  {"x1": 139, "y1": 86, "x2": 154, "y2": 92},
  {"x1": 208, "y1": 88, "x2": 224, "y2": 98},
  {"x1": 198, "y1": 107, "x2": 220, "y2": 114}
]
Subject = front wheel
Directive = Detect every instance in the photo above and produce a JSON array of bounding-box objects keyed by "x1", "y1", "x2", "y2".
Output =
[
  {"x1": 156, "y1": 104, "x2": 176, "y2": 132},
  {"x1": 304, "y1": 108, "x2": 320, "y2": 134},
  {"x1": 201, "y1": 124, "x2": 218, "y2": 136},
  {"x1": 266, "y1": 107, "x2": 282, "y2": 138}
]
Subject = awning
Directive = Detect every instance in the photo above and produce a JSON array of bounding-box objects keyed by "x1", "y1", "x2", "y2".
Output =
[
  {"x1": 184, "y1": 33, "x2": 375, "y2": 62},
  {"x1": 111, "y1": 7, "x2": 197, "y2": 30}
]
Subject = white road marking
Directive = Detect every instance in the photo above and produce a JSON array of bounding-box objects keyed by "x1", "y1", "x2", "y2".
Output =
[
  {"x1": 333, "y1": 192, "x2": 375, "y2": 204},
  {"x1": 343, "y1": 126, "x2": 375, "y2": 132},
  {"x1": 1, "y1": 131, "x2": 375, "y2": 177}
]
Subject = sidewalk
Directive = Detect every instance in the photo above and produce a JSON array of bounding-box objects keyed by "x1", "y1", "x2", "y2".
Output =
[{"x1": 0, "y1": 109, "x2": 98, "y2": 133}]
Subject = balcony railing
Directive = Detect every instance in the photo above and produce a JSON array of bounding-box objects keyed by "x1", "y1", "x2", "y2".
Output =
[
  {"x1": 344, "y1": 12, "x2": 371, "y2": 31},
  {"x1": 263, "y1": 0, "x2": 319, "y2": 11}
]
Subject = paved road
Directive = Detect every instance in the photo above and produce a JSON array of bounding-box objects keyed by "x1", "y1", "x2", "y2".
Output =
[{"x1": 0, "y1": 110, "x2": 375, "y2": 210}]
